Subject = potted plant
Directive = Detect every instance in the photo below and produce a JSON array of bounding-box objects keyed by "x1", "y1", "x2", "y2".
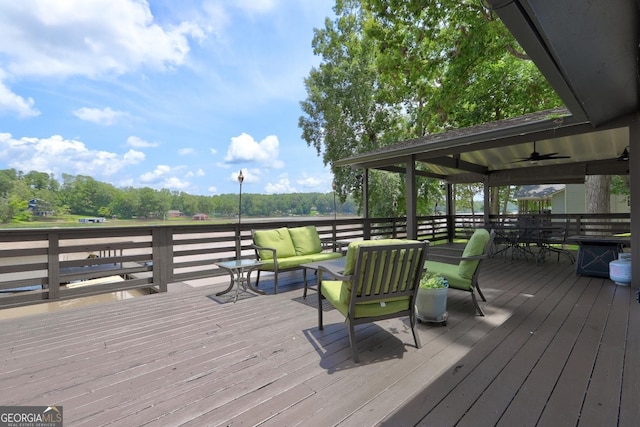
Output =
[{"x1": 415, "y1": 272, "x2": 449, "y2": 325}]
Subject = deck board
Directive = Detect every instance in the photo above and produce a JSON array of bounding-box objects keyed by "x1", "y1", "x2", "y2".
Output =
[{"x1": 0, "y1": 250, "x2": 638, "y2": 427}]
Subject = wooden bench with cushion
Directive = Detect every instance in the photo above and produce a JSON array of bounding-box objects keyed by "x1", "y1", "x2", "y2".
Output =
[{"x1": 252, "y1": 225, "x2": 342, "y2": 294}]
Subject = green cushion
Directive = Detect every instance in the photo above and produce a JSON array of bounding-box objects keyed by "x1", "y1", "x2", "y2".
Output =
[
  {"x1": 425, "y1": 260, "x2": 472, "y2": 291},
  {"x1": 343, "y1": 239, "x2": 420, "y2": 274},
  {"x1": 321, "y1": 279, "x2": 411, "y2": 318},
  {"x1": 340, "y1": 239, "x2": 422, "y2": 306},
  {"x1": 253, "y1": 227, "x2": 296, "y2": 261},
  {"x1": 458, "y1": 228, "x2": 490, "y2": 280},
  {"x1": 257, "y1": 255, "x2": 315, "y2": 271},
  {"x1": 289, "y1": 225, "x2": 322, "y2": 255},
  {"x1": 307, "y1": 251, "x2": 342, "y2": 262}
]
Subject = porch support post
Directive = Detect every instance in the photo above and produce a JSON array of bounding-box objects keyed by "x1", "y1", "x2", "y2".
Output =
[
  {"x1": 483, "y1": 178, "x2": 491, "y2": 227},
  {"x1": 406, "y1": 156, "x2": 417, "y2": 239},
  {"x1": 446, "y1": 183, "x2": 454, "y2": 242},
  {"x1": 629, "y1": 117, "x2": 640, "y2": 290},
  {"x1": 363, "y1": 168, "x2": 370, "y2": 239}
]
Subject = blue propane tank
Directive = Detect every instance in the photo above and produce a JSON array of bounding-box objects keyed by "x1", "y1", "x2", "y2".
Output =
[{"x1": 609, "y1": 253, "x2": 632, "y2": 286}]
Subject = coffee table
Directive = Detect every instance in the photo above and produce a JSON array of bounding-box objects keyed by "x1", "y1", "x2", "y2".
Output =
[{"x1": 300, "y1": 257, "x2": 346, "y2": 298}]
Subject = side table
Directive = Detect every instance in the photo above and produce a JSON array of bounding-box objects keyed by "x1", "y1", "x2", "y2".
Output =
[{"x1": 215, "y1": 259, "x2": 264, "y2": 302}]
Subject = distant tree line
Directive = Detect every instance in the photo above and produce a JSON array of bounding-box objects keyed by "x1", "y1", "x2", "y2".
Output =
[{"x1": 0, "y1": 169, "x2": 356, "y2": 223}]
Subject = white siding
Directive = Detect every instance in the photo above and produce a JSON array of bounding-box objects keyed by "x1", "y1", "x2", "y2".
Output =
[{"x1": 564, "y1": 184, "x2": 586, "y2": 213}]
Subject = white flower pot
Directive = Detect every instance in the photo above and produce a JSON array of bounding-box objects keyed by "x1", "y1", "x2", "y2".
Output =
[{"x1": 415, "y1": 285, "x2": 448, "y2": 325}]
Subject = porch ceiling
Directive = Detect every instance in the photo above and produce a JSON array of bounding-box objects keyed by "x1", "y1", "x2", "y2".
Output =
[
  {"x1": 485, "y1": 0, "x2": 639, "y2": 127},
  {"x1": 335, "y1": 108, "x2": 632, "y2": 186}
]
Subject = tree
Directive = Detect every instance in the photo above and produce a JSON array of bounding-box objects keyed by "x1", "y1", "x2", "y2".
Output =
[
  {"x1": 299, "y1": 0, "x2": 562, "y2": 215},
  {"x1": 60, "y1": 174, "x2": 116, "y2": 216},
  {"x1": 299, "y1": 0, "x2": 406, "y2": 212}
]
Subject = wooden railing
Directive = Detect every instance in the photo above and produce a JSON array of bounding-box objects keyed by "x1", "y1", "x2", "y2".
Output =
[{"x1": 0, "y1": 213, "x2": 629, "y2": 309}]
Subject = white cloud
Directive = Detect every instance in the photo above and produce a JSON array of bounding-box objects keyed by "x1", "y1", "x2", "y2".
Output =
[
  {"x1": 297, "y1": 176, "x2": 322, "y2": 188},
  {"x1": 138, "y1": 164, "x2": 191, "y2": 190},
  {"x1": 186, "y1": 169, "x2": 205, "y2": 178},
  {"x1": 0, "y1": 70, "x2": 39, "y2": 118},
  {"x1": 178, "y1": 147, "x2": 195, "y2": 156},
  {"x1": 161, "y1": 176, "x2": 191, "y2": 190},
  {"x1": 0, "y1": 132, "x2": 144, "y2": 178},
  {"x1": 0, "y1": 1, "x2": 207, "y2": 79},
  {"x1": 210, "y1": 148, "x2": 218, "y2": 155},
  {"x1": 264, "y1": 177, "x2": 296, "y2": 194},
  {"x1": 139, "y1": 165, "x2": 172, "y2": 183},
  {"x1": 224, "y1": 132, "x2": 284, "y2": 168},
  {"x1": 74, "y1": 107, "x2": 129, "y2": 125},
  {"x1": 207, "y1": 185, "x2": 218, "y2": 194},
  {"x1": 127, "y1": 136, "x2": 158, "y2": 148}
]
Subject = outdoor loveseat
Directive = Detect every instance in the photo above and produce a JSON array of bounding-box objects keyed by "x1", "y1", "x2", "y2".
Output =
[{"x1": 252, "y1": 225, "x2": 342, "y2": 294}]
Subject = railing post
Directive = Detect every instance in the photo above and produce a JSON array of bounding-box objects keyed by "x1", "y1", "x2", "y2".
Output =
[
  {"x1": 47, "y1": 231, "x2": 60, "y2": 300},
  {"x1": 152, "y1": 227, "x2": 172, "y2": 293},
  {"x1": 332, "y1": 219, "x2": 338, "y2": 251},
  {"x1": 364, "y1": 218, "x2": 371, "y2": 240}
]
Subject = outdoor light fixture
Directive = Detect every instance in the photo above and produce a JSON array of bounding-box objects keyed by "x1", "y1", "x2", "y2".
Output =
[
  {"x1": 237, "y1": 170, "x2": 244, "y2": 224},
  {"x1": 617, "y1": 146, "x2": 630, "y2": 161}
]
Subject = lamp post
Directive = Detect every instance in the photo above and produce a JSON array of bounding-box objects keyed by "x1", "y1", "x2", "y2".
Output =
[
  {"x1": 237, "y1": 170, "x2": 244, "y2": 224},
  {"x1": 237, "y1": 170, "x2": 244, "y2": 257}
]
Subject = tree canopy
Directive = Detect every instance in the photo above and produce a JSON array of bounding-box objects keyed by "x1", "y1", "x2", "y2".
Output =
[
  {"x1": 299, "y1": 0, "x2": 562, "y2": 215},
  {"x1": 0, "y1": 168, "x2": 356, "y2": 223}
]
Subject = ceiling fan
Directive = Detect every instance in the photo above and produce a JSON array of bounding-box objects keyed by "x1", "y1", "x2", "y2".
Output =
[{"x1": 510, "y1": 141, "x2": 571, "y2": 163}]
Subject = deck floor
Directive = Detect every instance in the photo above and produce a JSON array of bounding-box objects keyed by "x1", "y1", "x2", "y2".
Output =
[{"x1": 1, "y1": 247, "x2": 639, "y2": 426}]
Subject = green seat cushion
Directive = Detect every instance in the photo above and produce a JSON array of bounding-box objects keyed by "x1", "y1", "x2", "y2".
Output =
[
  {"x1": 458, "y1": 228, "x2": 490, "y2": 280},
  {"x1": 321, "y1": 280, "x2": 410, "y2": 318},
  {"x1": 258, "y1": 255, "x2": 315, "y2": 271},
  {"x1": 425, "y1": 260, "x2": 472, "y2": 291},
  {"x1": 253, "y1": 227, "x2": 296, "y2": 260},
  {"x1": 307, "y1": 252, "x2": 342, "y2": 262},
  {"x1": 289, "y1": 225, "x2": 322, "y2": 256}
]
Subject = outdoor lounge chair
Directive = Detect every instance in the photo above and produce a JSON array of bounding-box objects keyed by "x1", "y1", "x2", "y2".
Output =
[
  {"x1": 425, "y1": 228, "x2": 495, "y2": 316},
  {"x1": 317, "y1": 239, "x2": 429, "y2": 363}
]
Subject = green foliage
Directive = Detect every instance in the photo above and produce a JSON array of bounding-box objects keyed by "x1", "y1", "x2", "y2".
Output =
[
  {"x1": 420, "y1": 272, "x2": 448, "y2": 289},
  {"x1": 0, "y1": 168, "x2": 358, "y2": 222},
  {"x1": 299, "y1": 0, "x2": 563, "y2": 215},
  {"x1": 611, "y1": 176, "x2": 630, "y2": 200}
]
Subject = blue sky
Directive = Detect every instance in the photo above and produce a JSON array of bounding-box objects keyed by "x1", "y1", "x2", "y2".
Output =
[{"x1": 0, "y1": 0, "x2": 336, "y2": 195}]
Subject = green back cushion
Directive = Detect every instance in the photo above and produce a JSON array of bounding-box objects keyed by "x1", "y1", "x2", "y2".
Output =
[
  {"x1": 340, "y1": 239, "x2": 421, "y2": 305},
  {"x1": 458, "y1": 228, "x2": 490, "y2": 280},
  {"x1": 253, "y1": 227, "x2": 296, "y2": 260},
  {"x1": 289, "y1": 225, "x2": 322, "y2": 255},
  {"x1": 343, "y1": 239, "x2": 415, "y2": 274}
]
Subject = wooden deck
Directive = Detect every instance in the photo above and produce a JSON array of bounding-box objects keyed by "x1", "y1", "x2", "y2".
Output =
[{"x1": 1, "y1": 247, "x2": 638, "y2": 426}]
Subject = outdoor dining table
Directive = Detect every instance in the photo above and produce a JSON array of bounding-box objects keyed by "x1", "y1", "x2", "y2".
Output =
[{"x1": 493, "y1": 224, "x2": 573, "y2": 264}]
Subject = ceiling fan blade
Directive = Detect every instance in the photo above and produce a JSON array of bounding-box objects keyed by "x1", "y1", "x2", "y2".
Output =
[{"x1": 536, "y1": 152, "x2": 559, "y2": 160}]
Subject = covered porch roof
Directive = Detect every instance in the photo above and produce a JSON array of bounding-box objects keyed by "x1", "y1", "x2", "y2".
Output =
[
  {"x1": 335, "y1": 107, "x2": 632, "y2": 186},
  {"x1": 335, "y1": 0, "x2": 640, "y2": 288}
]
